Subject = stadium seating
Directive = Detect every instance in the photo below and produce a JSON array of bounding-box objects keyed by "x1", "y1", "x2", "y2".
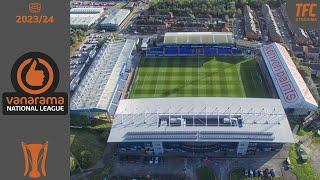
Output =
[
  {"x1": 165, "y1": 47, "x2": 179, "y2": 55},
  {"x1": 204, "y1": 47, "x2": 218, "y2": 56},
  {"x1": 217, "y1": 47, "x2": 232, "y2": 55},
  {"x1": 179, "y1": 46, "x2": 193, "y2": 55},
  {"x1": 147, "y1": 45, "x2": 242, "y2": 56}
]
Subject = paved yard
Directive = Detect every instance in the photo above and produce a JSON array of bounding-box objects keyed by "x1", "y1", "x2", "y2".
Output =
[{"x1": 110, "y1": 146, "x2": 297, "y2": 180}]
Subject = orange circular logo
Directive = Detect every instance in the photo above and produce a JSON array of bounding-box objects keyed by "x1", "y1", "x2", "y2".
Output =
[{"x1": 11, "y1": 52, "x2": 59, "y2": 95}]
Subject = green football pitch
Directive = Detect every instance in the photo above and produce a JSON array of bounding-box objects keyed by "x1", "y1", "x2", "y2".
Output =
[{"x1": 129, "y1": 56, "x2": 270, "y2": 98}]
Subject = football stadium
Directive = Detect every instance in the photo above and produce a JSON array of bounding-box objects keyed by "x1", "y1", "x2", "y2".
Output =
[
  {"x1": 72, "y1": 32, "x2": 316, "y2": 156},
  {"x1": 130, "y1": 56, "x2": 269, "y2": 98}
]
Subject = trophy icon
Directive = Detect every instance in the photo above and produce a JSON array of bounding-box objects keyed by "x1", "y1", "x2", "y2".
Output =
[{"x1": 21, "y1": 141, "x2": 48, "y2": 178}]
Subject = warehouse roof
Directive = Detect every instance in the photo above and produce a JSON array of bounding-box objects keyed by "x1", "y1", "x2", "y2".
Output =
[
  {"x1": 70, "y1": 7, "x2": 104, "y2": 14},
  {"x1": 101, "y1": 9, "x2": 130, "y2": 26},
  {"x1": 70, "y1": 14, "x2": 100, "y2": 27},
  {"x1": 164, "y1": 32, "x2": 234, "y2": 45},
  {"x1": 260, "y1": 43, "x2": 318, "y2": 112},
  {"x1": 108, "y1": 97, "x2": 294, "y2": 143},
  {"x1": 70, "y1": 40, "x2": 135, "y2": 112}
]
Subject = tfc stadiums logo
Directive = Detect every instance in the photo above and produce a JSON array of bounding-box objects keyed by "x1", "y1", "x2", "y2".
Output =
[
  {"x1": 2, "y1": 52, "x2": 68, "y2": 115},
  {"x1": 287, "y1": 0, "x2": 319, "y2": 30},
  {"x1": 263, "y1": 45, "x2": 299, "y2": 103},
  {"x1": 21, "y1": 141, "x2": 48, "y2": 179},
  {"x1": 296, "y1": 2, "x2": 317, "y2": 22}
]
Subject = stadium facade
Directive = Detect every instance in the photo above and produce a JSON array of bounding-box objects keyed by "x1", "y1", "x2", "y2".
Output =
[
  {"x1": 259, "y1": 43, "x2": 318, "y2": 115},
  {"x1": 146, "y1": 32, "x2": 242, "y2": 56},
  {"x1": 108, "y1": 98, "x2": 294, "y2": 156},
  {"x1": 70, "y1": 39, "x2": 136, "y2": 117}
]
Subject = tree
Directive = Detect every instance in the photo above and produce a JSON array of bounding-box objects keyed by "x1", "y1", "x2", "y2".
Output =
[
  {"x1": 208, "y1": 23, "x2": 215, "y2": 30},
  {"x1": 70, "y1": 156, "x2": 78, "y2": 174},
  {"x1": 80, "y1": 150, "x2": 93, "y2": 169},
  {"x1": 70, "y1": 115, "x2": 88, "y2": 127},
  {"x1": 236, "y1": 8, "x2": 242, "y2": 15},
  {"x1": 70, "y1": 36, "x2": 77, "y2": 46},
  {"x1": 97, "y1": 37, "x2": 107, "y2": 48},
  {"x1": 298, "y1": 65, "x2": 312, "y2": 78}
]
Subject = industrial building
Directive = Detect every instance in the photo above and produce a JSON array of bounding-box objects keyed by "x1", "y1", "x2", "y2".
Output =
[
  {"x1": 261, "y1": 4, "x2": 282, "y2": 43},
  {"x1": 100, "y1": 9, "x2": 130, "y2": 31},
  {"x1": 70, "y1": 39, "x2": 136, "y2": 117},
  {"x1": 108, "y1": 97, "x2": 294, "y2": 156},
  {"x1": 243, "y1": 5, "x2": 261, "y2": 40},
  {"x1": 259, "y1": 43, "x2": 318, "y2": 115},
  {"x1": 70, "y1": 7, "x2": 104, "y2": 28}
]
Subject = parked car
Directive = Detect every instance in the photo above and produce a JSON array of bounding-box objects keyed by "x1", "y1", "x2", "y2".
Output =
[
  {"x1": 154, "y1": 157, "x2": 159, "y2": 164},
  {"x1": 249, "y1": 169, "x2": 254, "y2": 177},
  {"x1": 244, "y1": 169, "x2": 249, "y2": 177},
  {"x1": 270, "y1": 169, "x2": 275, "y2": 177},
  {"x1": 264, "y1": 168, "x2": 270, "y2": 177},
  {"x1": 149, "y1": 157, "x2": 153, "y2": 164}
]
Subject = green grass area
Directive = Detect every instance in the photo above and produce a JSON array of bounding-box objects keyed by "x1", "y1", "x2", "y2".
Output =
[
  {"x1": 296, "y1": 128, "x2": 313, "y2": 136},
  {"x1": 70, "y1": 129, "x2": 105, "y2": 169},
  {"x1": 196, "y1": 167, "x2": 216, "y2": 180},
  {"x1": 115, "y1": 2, "x2": 127, "y2": 9},
  {"x1": 312, "y1": 132, "x2": 320, "y2": 145},
  {"x1": 289, "y1": 144, "x2": 320, "y2": 180},
  {"x1": 130, "y1": 57, "x2": 270, "y2": 98},
  {"x1": 89, "y1": 165, "x2": 110, "y2": 180}
]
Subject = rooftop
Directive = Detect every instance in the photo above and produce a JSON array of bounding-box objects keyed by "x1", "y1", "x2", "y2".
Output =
[
  {"x1": 70, "y1": 7, "x2": 104, "y2": 14},
  {"x1": 70, "y1": 40, "x2": 135, "y2": 112},
  {"x1": 70, "y1": 14, "x2": 100, "y2": 27},
  {"x1": 163, "y1": 32, "x2": 234, "y2": 45},
  {"x1": 108, "y1": 97, "x2": 294, "y2": 143},
  {"x1": 243, "y1": 5, "x2": 259, "y2": 34},
  {"x1": 260, "y1": 43, "x2": 318, "y2": 111},
  {"x1": 262, "y1": 4, "x2": 282, "y2": 39},
  {"x1": 309, "y1": 47, "x2": 320, "y2": 54},
  {"x1": 101, "y1": 9, "x2": 130, "y2": 26}
]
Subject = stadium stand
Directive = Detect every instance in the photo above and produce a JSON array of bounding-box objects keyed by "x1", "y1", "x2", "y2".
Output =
[
  {"x1": 260, "y1": 43, "x2": 318, "y2": 115},
  {"x1": 164, "y1": 32, "x2": 234, "y2": 45},
  {"x1": 70, "y1": 39, "x2": 136, "y2": 117},
  {"x1": 108, "y1": 97, "x2": 294, "y2": 156},
  {"x1": 147, "y1": 32, "x2": 242, "y2": 56}
]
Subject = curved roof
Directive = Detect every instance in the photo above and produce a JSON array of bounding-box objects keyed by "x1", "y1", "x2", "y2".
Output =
[
  {"x1": 260, "y1": 43, "x2": 318, "y2": 112},
  {"x1": 164, "y1": 32, "x2": 234, "y2": 45},
  {"x1": 108, "y1": 97, "x2": 293, "y2": 143}
]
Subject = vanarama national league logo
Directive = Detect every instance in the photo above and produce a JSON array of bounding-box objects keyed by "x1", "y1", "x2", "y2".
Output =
[{"x1": 2, "y1": 52, "x2": 68, "y2": 115}]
